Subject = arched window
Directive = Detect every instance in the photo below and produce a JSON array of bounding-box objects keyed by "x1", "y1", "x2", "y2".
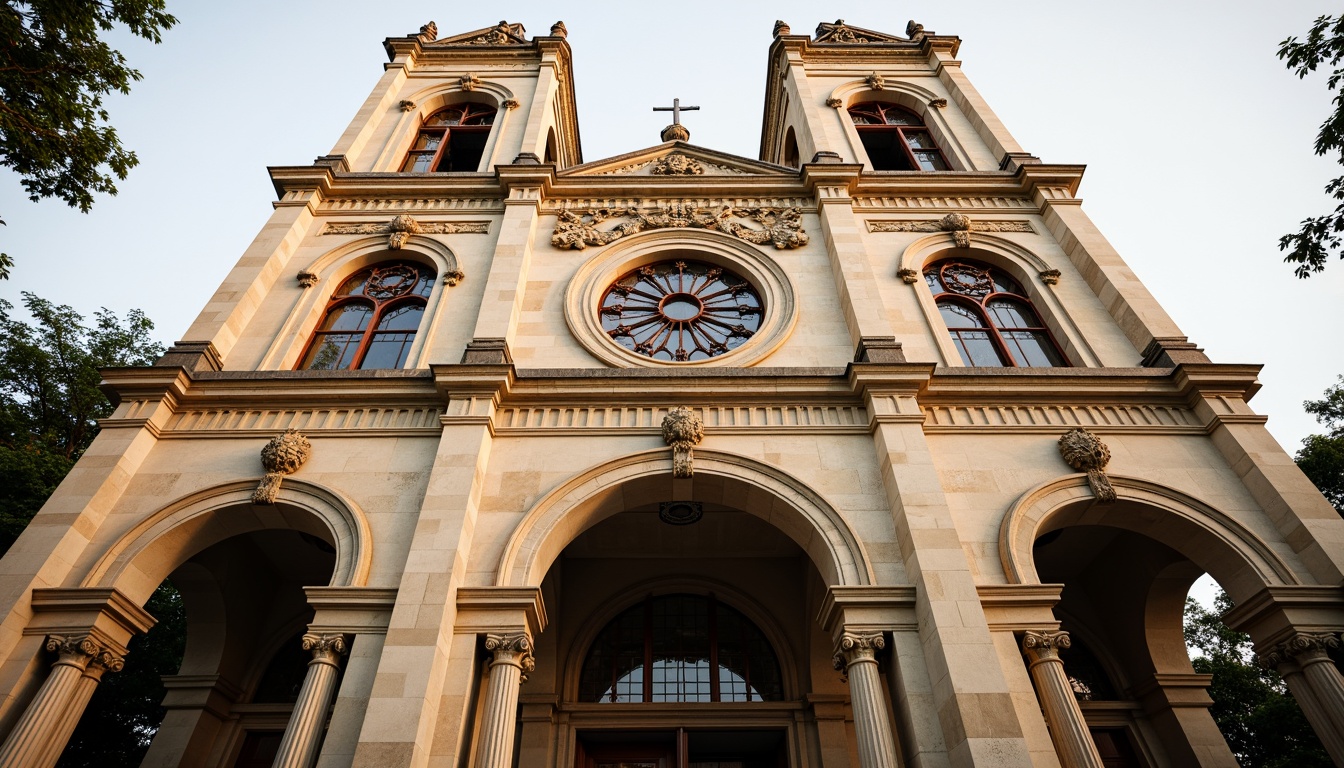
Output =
[
  {"x1": 299, "y1": 261, "x2": 435, "y2": 370},
  {"x1": 578, "y1": 594, "x2": 784, "y2": 703},
  {"x1": 400, "y1": 103, "x2": 496, "y2": 173},
  {"x1": 782, "y1": 127, "x2": 800, "y2": 168},
  {"x1": 848, "y1": 102, "x2": 950, "y2": 171},
  {"x1": 925, "y1": 259, "x2": 1067, "y2": 367}
]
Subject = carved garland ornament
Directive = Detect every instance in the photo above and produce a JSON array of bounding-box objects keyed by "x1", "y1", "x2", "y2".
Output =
[
  {"x1": 1057, "y1": 428, "x2": 1116, "y2": 503},
  {"x1": 253, "y1": 429, "x2": 312, "y2": 504},
  {"x1": 866, "y1": 214, "x2": 1034, "y2": 248},
  {"x1": 662, "y1": 407, "x2": 704, "y2": 478},
  {"x1": 552, "y1": 204, "x2": 809, "y2": 250},
  {"x1": 322, "y1": 214, "x2": 489, "y2": 249}
]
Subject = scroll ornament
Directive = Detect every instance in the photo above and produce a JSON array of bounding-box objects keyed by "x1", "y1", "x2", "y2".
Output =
[
  {"x1": 1057, "y1": 428, "x2": 1116, "y2": 503},
  {"x1": 1257, "y1": 632, "x2": 1340, "y2": 669},
  {"x1": 484, "y1": 632, "x2": 536, "y2": 681},
  {"x1": 551, "y1": 204, "x2": 809, "y2": 250},
  {"x1": 253, "y1": 429, "x2": 312, "y2": 504},
  {"x1": 1021, "y1": 630, "x2": 1071, "y2": 660},
  {"x1": 662, "y1": 407, "x2": 704, "y2": 478},
  {"x1": 302, "y1": 633, "x2": 349, "y2": 660},
  {"x1": 832, "y1": 631, "x2": 885, "y2": 682},
  {"x1": 46, "y1": 635, "x2": 124, "y2": 673}
]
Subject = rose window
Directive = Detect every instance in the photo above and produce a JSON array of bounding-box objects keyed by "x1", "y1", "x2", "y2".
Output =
[{"x1": 600, "y1": 260, "x2": 763, "y2": 362}]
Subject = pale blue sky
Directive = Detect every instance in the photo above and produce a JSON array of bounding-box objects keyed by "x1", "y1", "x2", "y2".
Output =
[{"x1": 2, "y1": 0, "x2": 1341, "y2": 461}]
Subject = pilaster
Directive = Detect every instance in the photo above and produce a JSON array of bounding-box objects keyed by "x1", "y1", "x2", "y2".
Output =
[
  {"x1": 467, "y1": 165, "x2": 553, "y2": 353},
  {"x1": 803, "y1": 162, "x2": 891, "y2": 349}
]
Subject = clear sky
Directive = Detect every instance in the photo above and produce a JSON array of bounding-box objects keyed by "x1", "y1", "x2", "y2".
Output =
[{"x1": 1, "y1": 0, "x2": 1341, "y2": 460}]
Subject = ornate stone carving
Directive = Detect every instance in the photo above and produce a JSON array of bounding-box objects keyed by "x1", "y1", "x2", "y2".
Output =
[
  {"x1": 1058, "y1": 428, "x2": 1116, "y2": 503},
  {"x1": 865, "y1": 218, "x2": 1034, "y2": 241},
  {"x1": 1039, "y1": 269, "x2": 1062, "y2": 285},
  {"x1": 484, "y1": 632, "x2": 535, "y2": 681},
  {"x1": 443, "y1": 269, "x2": 465, "y2": 286},
  {"x1": 465, "y1": 21, "x2": 526, "y2": 46},
  {"x1": 650, "y1": 153, "x2": 703, "y2": 175},
  {"x1": 322, "y1": 215, "x2": 489, "y2": 248},
  {"x1": 550, "y1": 21, "x2": 567, "y2": 38},
  {"x1": 832, "y1": 631, "x2": 885, "y2": 681},
  {"x1": 1258, "y1": 632, "x2": 1342, "y2": 669},
  {"x1": 773, "y1": 20, "x2": 791, "y2": 37},
  {"x1": 906, "y1": 20, "x2": 925, "y2": 38},
  {"x1": 398, "y1": 99, "x2": 417, "y2": 112},
  {"x1": 46, "y1": 635, "x2": 124, "y2": 673},
  {"x1": 301, "y1": 633, "x2": 349, "y2": 660},
  {"x1": 502, "y1": 98, "x2": 520, "y2": 110},
  {"x1": 929, "y1": 97, "x2": 948, "y2": 108},
  {"x1": 662, "y1": 407, "x2": 704, "y2": 478},
  {"x1": 297, "y1": 271, "x2": 319, "y2": 288},
  {"x1": 551, "y1": 204, "x2": 809, "y2": 250},
  {"x1": 459, "y1": 73, "x2": 481, "y2": 92},
  {"x1": 897, "y1": 267, "x2": 920, "y2": 284},
  {"x1": 418, "y1": 21, "x2": 437, "y2": 41},
  {"x1": 825, "y1": 97, "x2": 844, "y2": 108},
  {"x1": 814, "y1": 20, "x2": 903, "y2": 44},
  {"x1": 1021, "y1": 630, "x2": 1071, "y2": 660},
  {"x1": 253, "y1": 429, "x2": 312, "y2": 504},
  {"x1": 660, "y1": 123, "x2": 690, "y2": 142},
  {"x1": 938, "y1": 212, "x2": 971, "y2": 248},
  {"x1": 866, "y1": 72, "x2": 886, "y2": 91},
  {"x1": 595, "y1": 157, "x2": 744, "y2": 176}
]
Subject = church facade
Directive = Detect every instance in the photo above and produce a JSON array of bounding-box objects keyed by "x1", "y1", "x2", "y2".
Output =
[{"x1": 0, "y1": 17, "x2": 1341, "y2": 768}]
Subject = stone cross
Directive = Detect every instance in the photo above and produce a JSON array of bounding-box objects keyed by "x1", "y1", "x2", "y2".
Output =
[{"x1": 652, "y1": 98, "x2": 700, "y2": 126}]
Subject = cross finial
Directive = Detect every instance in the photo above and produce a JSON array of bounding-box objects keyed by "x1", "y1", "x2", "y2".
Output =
[{"x1": 653, "y1": 97, "x2": 700, "y2": 142}]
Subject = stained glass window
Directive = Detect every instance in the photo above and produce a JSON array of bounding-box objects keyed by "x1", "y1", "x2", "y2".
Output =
[
  {"x1": 848, "y1": 102, "x2": 951, "y2": 171},
  {"x1": 925, "y1": 259, "x2": 1067, "y2": 367},
  {"x1": 600, "y1": 260, "x2": 763, "y2": 362},
  {"x1": 299, "y1": 261, "x2": 435, "y2": 370},
  {"x1": 400, "y1": 104, "x2": 496, "y2": 173}
]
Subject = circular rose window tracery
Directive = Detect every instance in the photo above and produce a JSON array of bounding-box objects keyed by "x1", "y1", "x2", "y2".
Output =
[{"x1": 599, "y1": 260, "x2": 763, "y2": 362}]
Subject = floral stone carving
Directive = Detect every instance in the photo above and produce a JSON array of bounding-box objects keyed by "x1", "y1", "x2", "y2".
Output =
[
  {"x1": 322, "y1": 214, "x2": 489, "y2": 248},
  {"x1": 253, "y1": 429, "x2": 312, "y2": 504},
  {"x1": 662, "y1": 407, "x2": 704, "y2": 478},
  {"x1": 866, "y1": 72, "x2": 886, "y2": 91},
  {"x1": 551, "y1": 204, "x2": 809, "y2": 250},
  {"x1": 651, "y1": 153, "x2": 703, "y2": 175},
  {"x1": 1058, "y1": 428, "x2": 1116, "y2": 502}
]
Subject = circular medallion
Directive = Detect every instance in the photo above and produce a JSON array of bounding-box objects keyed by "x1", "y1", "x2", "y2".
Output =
[{"x1": 600, "y1": 260, "x2": 762, "y2": 362}]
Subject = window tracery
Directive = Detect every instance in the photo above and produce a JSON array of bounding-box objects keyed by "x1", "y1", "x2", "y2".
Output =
[
  {"x1": 298, "y1": 261, "x2": 435, "y2": 370},
  {"x1": 600, "y1": 260, "x2": 762, "y2": 362},
  {"x1": 925, "y1": 258, "x2": 1066, "y2": 367},
  {"x1": 400, "y1": 103, "x2": 496, "y2": 173},
  {"x1": 578, "y1": 594, "x2": 784, "y2": 703},
  {"x1": 848, "y1": 101, "x2": 950, "y2": 171}
]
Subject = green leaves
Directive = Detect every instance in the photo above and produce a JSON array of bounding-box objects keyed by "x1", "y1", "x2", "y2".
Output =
[
  {"x1": 1295, "y1": 375, "x2": 1344, "y2": 513},
  {"x1": 0, "y1": 0, "x2": 176, "y2": 277},
  {"x1": 1277, "y1": 14, "x2": 1344, "y2": 276}
]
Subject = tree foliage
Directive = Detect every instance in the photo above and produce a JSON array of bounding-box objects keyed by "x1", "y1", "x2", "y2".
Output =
[
  {"x1": 1295, "y1": 375, "x2": 1344, "y2": 514},
  {"x1": 0, "y1": 0, "x2": 177, "y2": 276},
  {"x1": 0, "y1": 292, "x2": 163, "y2": 554},
  {"x1": 1278, "y1": 14, "x2": 1344, "y2": 276},
  {"x1": 1184, "y1": 592, "x2": 1330, "y2": 767}
]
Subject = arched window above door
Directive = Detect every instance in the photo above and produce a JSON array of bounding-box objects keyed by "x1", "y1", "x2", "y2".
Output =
[
  {"x1": 925, "y1": 258, "x2": 1067, "y2": 367},
  {"x1": 298, "y1": 261, "x2": 435, "y2": 370},
  {"x1": 400, "y1": 103, "x2": 496, "y2": 173},
  {"x1": 848, "y1": 102, "x2": 950, "y2": 171},
  {"x1": 578, "y1": 594, "x2": 784, "y2": 703}
]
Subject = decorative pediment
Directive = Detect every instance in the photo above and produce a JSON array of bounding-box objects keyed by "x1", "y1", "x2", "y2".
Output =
[
  {"x1": 563, "y1": 143, "x2": 793, "y2": 178},
  {"x1": 430, "y1": 20, "x2": 528, "y2": 47},
  {"x1": 813, "y1": 19, "x2": 909, "y2": 44}
]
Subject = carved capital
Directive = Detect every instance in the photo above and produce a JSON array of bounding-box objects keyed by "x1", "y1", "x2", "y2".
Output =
[
  {"x1": 832, "y1": 631, "x2": 885, "y2": 681},
  {"x1": 301, "y1": 633, "x2": 349, "y2": 663},
  {"x1": 484, "y1": 632, "x2": 536, "y2": 681},
  {"x1": 897, "y1": 267, "x2": 920, "y2": 284},
  {"x1": 1058, "y1": 428, "x2": 1116, "y2": 503},
  {"x1": 1259, "y1": 632, "x2": 1341, "y2": 669},
  {"x1": 661, "y1": 407, "x2": 704, "y2": 478},
  {"x1": 1021, "y1": 630, "x2": 1071, "y2": 663},
  {"x1": 253, "y1": 429, "x2": 312, "y2": 505},
  {"x1": 45, "y1": 635, "x2": 124, "y2": 675}
]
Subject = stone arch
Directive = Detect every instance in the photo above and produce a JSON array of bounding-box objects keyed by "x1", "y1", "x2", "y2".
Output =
[
  {"x1": 999, "y1": 473, "x2": 1299, "y2": 604},
  {"x1": 262, "y1": 235, "x2": 459, "y2": 370},
  {"x1": 561, "y1": 575, "x2": 804, "y2": 703},
  {"x1": 562, "y1": 228, "x2": 799, "y2": 368},
  {"x1": 402, "y1": 82, "x2": 515, "y2": 172},
  {"x1": 827, "y1": 79, "x2": 973, "y2": 171},
  {"x1": 496, "y1": 449, "x2": 875, "y2": 589},
  {"x1": 899, "y1": 234, "x2": 1101, "y2": 367},
  {"x1": 83, "y1": 479, "x2": 372, "y2": 606}
]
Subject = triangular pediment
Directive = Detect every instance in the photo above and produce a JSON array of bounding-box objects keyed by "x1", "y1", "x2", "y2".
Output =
[
  {"x1": 562, "y1": 142, "x2": 794, "y2": 178},
  {"x1": 813, "y1": 19, "x2": 911, "y2": 45},
  {"x1": 429, "y1": 20, "x2": 529, "y2": 47}
]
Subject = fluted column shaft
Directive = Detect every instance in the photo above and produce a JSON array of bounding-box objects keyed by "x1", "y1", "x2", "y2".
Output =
[
  {"x1": 1262, "y1": 632, "x2": 1344, "y2": 765},
  {"x1": 473, "y1": 632, "x2": 534, "y2": 768},
  {"x1": 0, "y1": 635, "x2": 122, "y2": 768},
  {"x1": 1021, "y1": 631, "x2": 1103, "y2": 768},
  {"x1": 833, "y1": 632, "x2": 898, "y2": 768},
  {"x1": 272, "y1": 634, "x2": 348, "y2": 768}
]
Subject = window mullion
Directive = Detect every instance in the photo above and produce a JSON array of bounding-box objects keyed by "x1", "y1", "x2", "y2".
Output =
[
  {"x1": 429, "y1": 128, "x2": 451, "y2": 172},
  {"x1": 643, "y1": 597, "x2": 653, "y2": 703},
  {"x1": 708, "y1": 595, "x2": 720, "y2": 703},
  {"x1": 350, "y1": 302, "x2": 384, "y2": 369}
]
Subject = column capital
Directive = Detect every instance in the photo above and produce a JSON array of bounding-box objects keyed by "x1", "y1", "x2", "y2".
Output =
[
  {"x1": 1021, "y1": 630, "x2": 1071, "y2": 663},
  {"x1": 832, "y1": 631, "x2": 885, "y2": 679},
  {"x1": 45, "y1": 634, "x2": 125, "y2": 675},
  {"x1": 301, "y1": 633, "x2": 350, "y2": 665},
  {"x1": 1258, "y1": 631, "x2": 1340, "y2": 669},
  {"x1": 484, "y1": 632, "x2": 535, "y2": 680}
]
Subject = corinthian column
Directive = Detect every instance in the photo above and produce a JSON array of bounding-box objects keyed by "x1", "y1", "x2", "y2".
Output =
[
  {"x1": 0, "y1": 635, "x2": 120, "y2": 768},
  {"x1": 1020, "y1": 631, "x2": 1103, "y2": 768},
  {"x1": 473, "y1": 632, "x2": 534, "y2": 768},
  {"x1": 272, "y1": 633, "x2": 349, "y2": 768},
  {"x1": 1260, "y1": 632, "x2": 1344, "y2": 764},
  {"x1": 832, "y1": 631, "x2": 898, "y2": 768}
]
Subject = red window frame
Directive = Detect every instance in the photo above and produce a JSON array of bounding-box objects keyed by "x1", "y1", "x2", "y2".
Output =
[
  {"x1": 298, "y1": 261, "x2": 435, "y2": 371},
  {"x1": 925, "y1": 259, "x2": 1069, "y2": 367},
  {"x1": 848, "y1": 101, "x2": 951, "y2": 171},
  {"x1": 400, "y1": 103, "x2": 496, "y2": 173}
]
